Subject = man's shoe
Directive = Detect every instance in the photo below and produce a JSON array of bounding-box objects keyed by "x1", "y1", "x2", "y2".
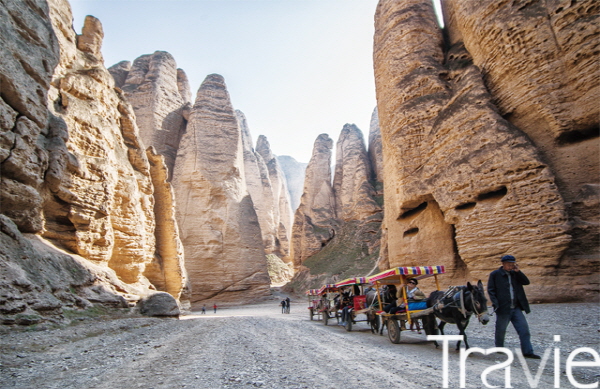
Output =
[{"x1": 524, "y1": 354, "x2": 541, "y2": 359}]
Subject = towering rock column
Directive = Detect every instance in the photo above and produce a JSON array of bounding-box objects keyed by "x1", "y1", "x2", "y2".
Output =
[
  {"x1": 237, "y1": 110, "x2": 277, "y2": 254},
  {"x1": 121, "y1": 51, "x2": 190, "y2": 180},
  {"x1": 373, "y1": 0, "x2": 572, "y2": 298},
  {"x1": 172, "y1": 74, "x2": 270, "y2": 304},
  {"x1": 333, "y1": 124, "x2": 381, "y2": 221},
  {"x1": 291, "y1": 134, "x2": 337, "y2": 267}
]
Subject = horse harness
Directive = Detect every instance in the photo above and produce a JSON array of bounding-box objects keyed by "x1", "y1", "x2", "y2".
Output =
[{"x1": 432, "y1": 286, "x2": 486, "y2": 321}]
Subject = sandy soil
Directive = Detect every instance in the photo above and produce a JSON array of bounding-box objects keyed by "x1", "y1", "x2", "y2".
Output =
[{"x1": 1, "y1": 292, "x2": 598, "y2": 389}]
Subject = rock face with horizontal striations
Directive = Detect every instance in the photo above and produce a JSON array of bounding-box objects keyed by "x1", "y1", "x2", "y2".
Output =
[
  {"x1": 255, "y1": 135, "x2": 294, "y2": 263},
  {"x1": 145, "y1": 147, "x2": 189, "y2": 307},
  {"x1": 238, "y1": 110, "x2": 278, "y2": 255},
  {"x1": 333, "y1": 123, "x2": 381, "y2": 221},
  {"x1": 172, "y1": 74, "x2": 271, "y2": 305},
  {"x1": 291, "y1": 134, "x2": 338, "y2": 267},
  {"x1": 121, "y1": 51, "x2": 190, "y2": 181},
  {"x1": 442, "y1": 0, "x2": 599, "y2": 297},
  {"x1": 373, "y1": 0, "x2": 598, "y2": 300},
  {"x1": 0, "y1": 0, "x2": 190, "y2": 324},
  {"x1": 277, "y1": 155, "x2": 307, "y2": 212}
]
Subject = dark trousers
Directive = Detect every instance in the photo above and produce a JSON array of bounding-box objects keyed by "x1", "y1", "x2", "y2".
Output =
[{"x1": 494, "y1": 308, "x2": 534, "y2": 355}]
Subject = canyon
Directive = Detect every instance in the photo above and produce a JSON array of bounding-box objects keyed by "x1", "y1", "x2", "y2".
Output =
[{"x1": 0, "y1": 0, "x2": 598, "y2": 328}]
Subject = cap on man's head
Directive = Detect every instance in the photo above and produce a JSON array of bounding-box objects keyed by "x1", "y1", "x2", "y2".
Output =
[{"x1": 501, "y1": 255, "x2": 516, "y2": 262}]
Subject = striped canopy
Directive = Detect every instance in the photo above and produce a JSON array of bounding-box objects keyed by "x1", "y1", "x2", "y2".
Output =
[
  {"x1": 334, "y1": 277, "x2": 368, "y2": 288},
  {"x1": 317, "y1": 284, "x2": 338, "y2": 295},
  {"x1": 367, "y1": 266, "x2": 445, "y2": 283},
  {"x1": 306, "y1": 289, "x2": 320, "y2": 295}
]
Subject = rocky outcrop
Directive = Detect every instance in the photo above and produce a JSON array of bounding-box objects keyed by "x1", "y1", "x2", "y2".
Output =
[
  {"x1": 368, "y1": 107, "x2": 383, "y2": 189},
  {"x1": 172, "y1": 74, "x2": 271, "y2": 305},
  {"x1": 286, "y1": 126, "x2": 383, "y2": 294},
  {"x1": 238, "y1": 110, "x2": 278, "y2": 255},
  {"x1": 121, "y1": 51, "x2": 189, "y2": 180},
  {"x1": 107, "y1": 60, "x2": 131, "y2": 89},
  {"x1": 145, "y1": 147, "x2": 189, "y2": 305},
  {"x1": 0, "y1": 0, "x2": 191, "y2": 325},
  {"x1": 290, "y1": 134, "x2": 337, "y2": 267},
  {"x1": 277, "y1": 155, "x2": 307, "y2": 212},
  {"x1": 373, "y1": 0, "x2": 597, "y2": 300},
  {"x1": 256, "y1": 135, "x2": 294, "y2": 262},
  {"x1": 442, "y1": 0, "x2": 599, "y2": 297},
  {"x1": 333, "y1": 124, "x2": 381, "y2": 221}
]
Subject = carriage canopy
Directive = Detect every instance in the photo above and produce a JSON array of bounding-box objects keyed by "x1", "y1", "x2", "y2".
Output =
[
  {"x1": 366, "y1": 266, "x2": 445, "y2": 284},
  {"x1": 334, "y1": 277, "x2": 369, "y2": 288}
]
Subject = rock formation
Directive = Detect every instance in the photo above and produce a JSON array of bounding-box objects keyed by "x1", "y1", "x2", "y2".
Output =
[
  {"x1": 368, "y1": 107, "x2": 383, "y2": 189},
  {"x1": 107, "y1": 60, "x2": 131, "y2": 89},
  {"x1": 373, "y1": 0, "x2": 598, "y2": 300},
  {"x1": 256, "y1": 135, "x2": 294, "y2": 262},
  {"x1": 171, "y1": 74, "x2": 271, "y2": 305},
  {"x1": 145, "y1": 147, "x2": 189, "y2": 305},
  {"x1": 277, "y1": 156, "x2": 307, "y2": 212},
  {"x1": 333, "y1": 124, "x2": 381, "y2": 221},
  {"x1": 120, "y1": 51, "x2": 190, "y2": 180},
  {"x1": 286, "y1": 126, "x2": 383, "y2": 293},
  {"x1": 238, "y1": 111, "x2": 278, "y2": 254},
  {"x1": 290, "y1": 134, "x2": 338, "y2": 267},
  {"x1": 0, "y1": 0, "x2": 190, "y2": 324}
]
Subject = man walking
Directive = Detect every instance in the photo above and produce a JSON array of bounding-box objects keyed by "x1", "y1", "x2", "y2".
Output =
[{"x1": 487, "y1": 255, "x2": 540, "y2": 359}]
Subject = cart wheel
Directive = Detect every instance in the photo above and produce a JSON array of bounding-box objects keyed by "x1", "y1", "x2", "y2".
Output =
[
  {"x1": 322, "y1": 311, "x2": 329, "y2": 326},
  {"x1": 309, "y1": 307, "x2": 314, "y2": 321},
  {"x1": 345, "y1": 317, "x2": 353, "y2": 332},
  {"x1": 388, "y1": 318, "x2": 401, "y2": 344}
]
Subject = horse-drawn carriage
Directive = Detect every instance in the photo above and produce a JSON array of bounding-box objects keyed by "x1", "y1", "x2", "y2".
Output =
[
  {"x1": 306, "y1": 289, "x2": 320, "y2": 320},
  {"x1": 334, "y1": 277, "x2": 379, "y2": 333},
  {"x1": 367, "y1": 265, "x2": 446, "y2": 344},
  {"x1": 315, "y1": 284, "x2": 339, "y2": 325}
]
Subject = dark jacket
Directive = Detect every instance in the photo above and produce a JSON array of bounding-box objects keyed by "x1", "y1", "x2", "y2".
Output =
[{"x1": 487, "y1": 267, "x2": 531, "y2": 315}]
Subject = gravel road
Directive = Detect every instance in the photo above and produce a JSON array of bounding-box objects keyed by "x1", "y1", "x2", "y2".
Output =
[{"x1": 1, "y1": 296, "x2": 598, "y2": 389}]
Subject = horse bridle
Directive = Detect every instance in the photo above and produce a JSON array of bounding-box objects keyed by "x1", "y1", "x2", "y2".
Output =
[{"x1": 468, "y1": 289, "x2": 489, "y2": 323}]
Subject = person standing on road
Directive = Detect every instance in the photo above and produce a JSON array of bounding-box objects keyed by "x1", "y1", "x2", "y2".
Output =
[
  {"x1": 285, "y1": 297, "x2": 290, "y2": 314},
  {"x1": 213, "y1": 303, "x2": 218, "y2": 313},
  {"x1": 280, "y1": 299, "x2": 286, "y2": 314},
  {"x1": 487, "y1": 254, "x2": 540, "y2": 359},
  {"x1": 201, "y1": 305, "x2": 206, "y2": 314}
]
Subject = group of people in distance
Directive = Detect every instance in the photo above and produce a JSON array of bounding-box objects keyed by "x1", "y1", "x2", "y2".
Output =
[{"x1": 280, "y1": 297, "x2": 291, "y2": 313}]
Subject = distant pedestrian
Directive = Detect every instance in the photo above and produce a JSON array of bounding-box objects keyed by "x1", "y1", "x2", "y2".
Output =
[
  {"x1": 201, "y1": 305, "x2": 206, "y2": 314},
  {"x1": 285, "y1": 297, "x2": 291, "y2": 314},
  {"x1": 213, "y1": 304, "x2": 218, "y2": 313},
  {"x1": 280, "y1": 299, "x2": 286, "y2": 314}
]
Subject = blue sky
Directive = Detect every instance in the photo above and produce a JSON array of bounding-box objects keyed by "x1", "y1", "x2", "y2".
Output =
[{"x1": 69, "y1": 0, "x2": 381, "y2": 163}]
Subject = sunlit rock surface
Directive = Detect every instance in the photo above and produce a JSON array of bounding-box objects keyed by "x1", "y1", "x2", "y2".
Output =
[
  {"x1": 172, "y1": 74, "x2": 271, "y2": 305},
  {"x1": 374, "y1": 0, "x2": 597, "y2": 300}
]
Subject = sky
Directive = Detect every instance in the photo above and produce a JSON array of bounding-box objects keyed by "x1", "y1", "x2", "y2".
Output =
[{"x1": 69, "y1": 0, "x2": 382, "y2": 164}]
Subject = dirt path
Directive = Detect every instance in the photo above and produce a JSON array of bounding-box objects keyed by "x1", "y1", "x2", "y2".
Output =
[{"x1": 1, "y1": 300, "x2": 598, "y2": 389}]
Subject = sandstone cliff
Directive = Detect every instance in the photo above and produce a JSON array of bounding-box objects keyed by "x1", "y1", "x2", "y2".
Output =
[
  {"x1": 368, "y1": 107, "x2": 383, "y2": 190},
  {"x1": 277, "y1": 155, "x2": 307, "y2": 212},
  {"x1": 256, "y1": 135, "x2": 294, "y2": 262},
  {"x1": 373, "y1": 0, "x2": 598, "y2": 300},
  {"x1": 290, "y1": 134, "x2": 338, "y2": 267},
  {"x1": 0, "y1": 0, "x2": 189, "y2": 324},
  {"x1": 120, "y1": 51, "x2": 190, "y2": 180},
  {"x1": 171, "y1": 74, "x2": 271, "y2": 305},
  {"x1": 287, "y1": 126, "x2": 383, "y2": 293},
  {"x1": 333, "y1": 124, "x2": 381, "y2": 221}
]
